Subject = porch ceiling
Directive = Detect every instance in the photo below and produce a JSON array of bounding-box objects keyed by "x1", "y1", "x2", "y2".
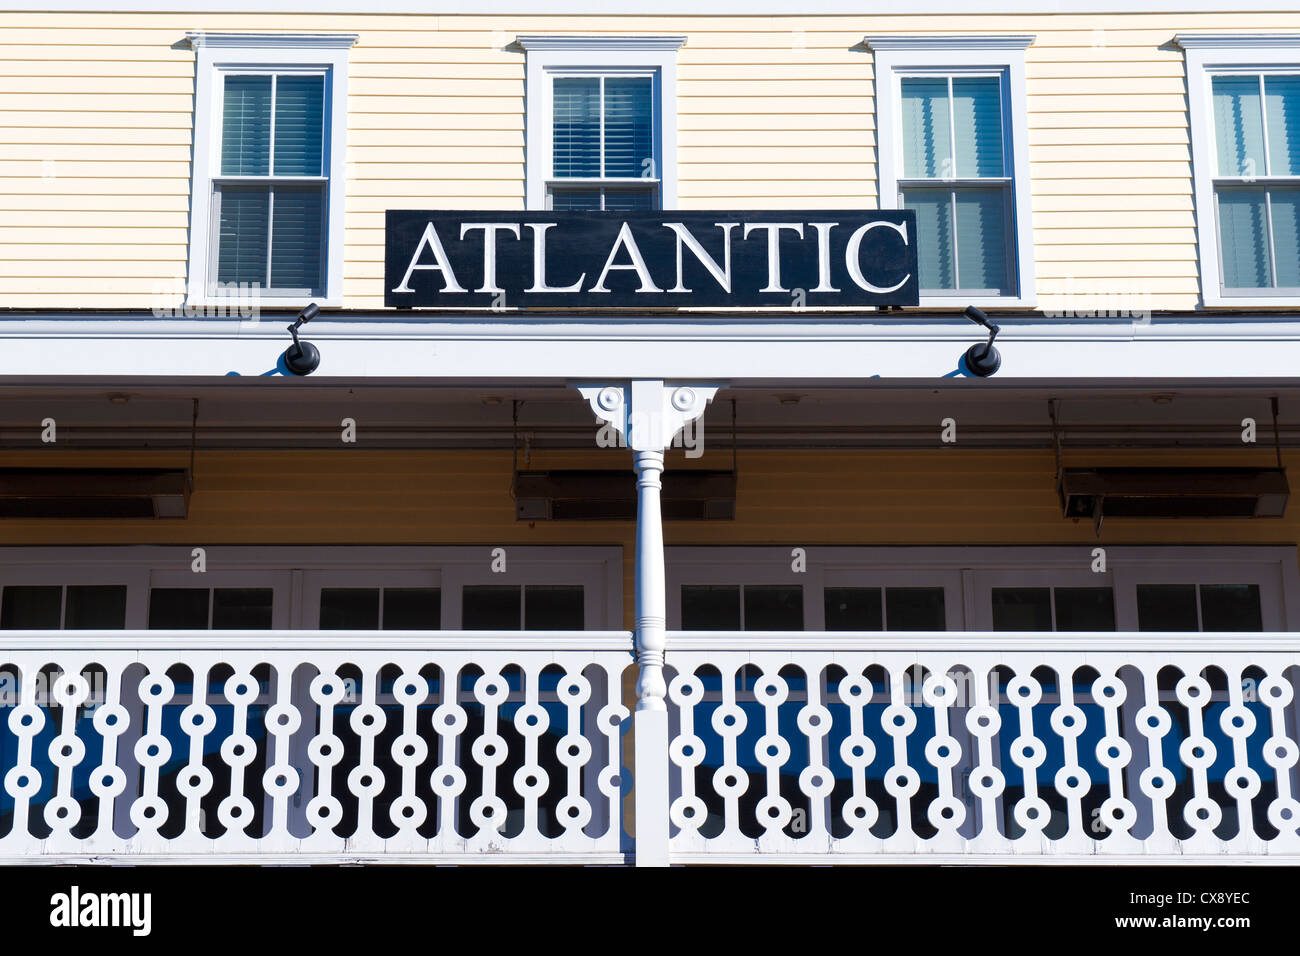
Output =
[{"x1": 1, "y1": 379, "x2": 1299, "y2": 450}]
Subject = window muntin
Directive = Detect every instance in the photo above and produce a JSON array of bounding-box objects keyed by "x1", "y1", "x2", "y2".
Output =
[
  {"x1": 899, "y1": 72, "x2": 1014, "y2": 295},
  {"x1": 547, "y1": 72, "x2": 659, "y2": 210},
  {"x1": 1210, "y1": 71, "x2": 1300, "y2": 292},
  {"x1": 211, "y1": 69, "x2": 328, "y2": 296}
]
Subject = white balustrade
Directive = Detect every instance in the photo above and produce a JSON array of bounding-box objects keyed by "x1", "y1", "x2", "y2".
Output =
[
  {"x1": 664, "y1": 632, "x2": 1300, "y2": 864},
  {"x1": 0, "y1": 631, "x2": 632, "y2": 863},
  {"x1": 5, "y1": 629, "x2": 1300, "y2": 864}
]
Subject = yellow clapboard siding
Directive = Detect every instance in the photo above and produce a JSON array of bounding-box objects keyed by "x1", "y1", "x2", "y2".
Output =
[
  {"x1": 680, "y1": 129, "x2": 875, "y2": 148},
  {"x1": 2, "y1": 11, "x2": 1298, "y2": 309},
  {"x1": 0, "y1": 126, "x2": 192, "y2": 146},
  {"x1": 0, "y1": 142, "x2": 193, "y2": 162},
  {"x1": 350, "y1": 129, "x2": 523, "y2": 147},
  {"x1": 0, "y1": 233, "x2": 188, "y2": 251}
]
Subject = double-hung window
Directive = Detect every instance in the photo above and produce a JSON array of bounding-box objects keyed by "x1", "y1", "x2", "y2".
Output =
[
  {"x1": 1179, "y1": 35, "x2": 1300, "y2": 306},
  {"x1": 869, "y1": 36, "x2": 1035, "y2": 308},
  {"x1": 519, "y1": 36, "x2": 684, "y2": 211},
  {"x1": 185, "y1": 33, "x2": 355, "y2": 308},
  {"x1": 550, "y1": 73, "x2": 657, "y2": 210}
]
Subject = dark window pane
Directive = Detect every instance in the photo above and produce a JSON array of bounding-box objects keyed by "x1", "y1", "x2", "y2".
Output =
[
  {"x1": 886, "y1": 587, "x2": 946, "y2": 631},
  {"x1": 221, "y1": 74, "x2": 271, "y2": 176},
  {"x1": 320, "y1": 588, "x2": 379, "y2": 630},
  {"x1": 991, "y1": 587, "x2": 1052, "y2": 631},
  {"x1": 602, "y1": 186, "x2": 657, "y2": 211},
  {"x1": 549, "y1": 187, "x2": 601, "y2": 210},
  {"x1": 524, "y1": 586, "x2": 584, "y2": 630},
  {"x1": 602, "y1": 76, "x2": 653, "y2": 178},
  {"x1": 744, "y1": 585, "x2": 803, "y2": 631},
  {"x1": 1, "y1": 586, "x2": 61, "y2": 629},
  {"x1": 1136, "y1": 584, "x2": 1198, "y2": 631},
  {"x1": 216, "y1": 185, "x2": 270, "y2": 286},
  {"x1": 824, "y1": 587, "x2": 883, "y2": 631},
  {"x1": 462, "y1": 585, "x2": 521, "y2": 630},
  {"x1": 681, "y1": 585, "x2": 740, "y2": 631},
  {"x1": 1054, "y1": 587, "x2": 1116, "y2": 631},
  {"x1": 1200, "y1": 584, "x2": 1263, "y2": 632},
  {"x1": 149, "y1": 588, "x2": 209, "y2": 629},
  {"x1": 212, "y1": 588, "x2": 273, "y2": 629},
  {"x1": 383, "y1": 588, "x2": 440, "y2": 630},
  {"x1": 273, "y1": 73, "x2": 325, "y2": 177},
  {"x1": 552, "y1": 77, "x2": 600, "y2": 178},
  {"x1": 64, "y1": 585, "x2": 127, "y2": 629},
  {"x1": 269, "y1": 185, "x2": 325, "y2": 291}
]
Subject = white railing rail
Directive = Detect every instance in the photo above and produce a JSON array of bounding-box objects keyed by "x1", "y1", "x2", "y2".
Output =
[
  {"x1": 0, "y1": 630, "x2": 633, "y2": 864},
  {"x1": 660, "y1": 631, "x2": 1300, "y2": 864}
]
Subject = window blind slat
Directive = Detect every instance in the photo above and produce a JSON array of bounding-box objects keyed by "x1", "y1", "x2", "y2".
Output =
[
  {"x1": 552, "y1": 77, "x2": 600, "y2": 178},
  {"x1": 273, "y1": 74, "x2": 325, "y2": 177},
  {"x1": 1265, "y1": 75, "x2": 1300, "y2": 178},
  {"x1": 269, "y1": 185, "x2": 325, "y2": 291},
  {"x1": 901, "y1": 77, "x2": 951, "y2": 179},
  {"x1": 1213, "y1": 76, "x2": 1266, "y2": 178},
  {"x1": 953, "y1": 76, "x2": 1004, "y2": 178},
  {"x1": 1218, "y1": 188, "x2": 1273, "y2": 288},
  {"x1": 216, "y1": 185, "x2": 269, "y2": 286},
  {"x1": 903, "y1": 186, "x2": 955, "y2": 289},
  {"x1": 954, "y1": 186, "x2": 1008, "y2": 292},
  {"x1": 603, "y1": 76, "x2": 653, "y2": 179},
  {"x1": 221, "y1": 75, "x2": 271, "y2": 177}
]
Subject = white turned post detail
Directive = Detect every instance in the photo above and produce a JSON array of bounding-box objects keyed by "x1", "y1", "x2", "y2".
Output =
[
  {"x1": 577, "y1": 379, "x2": 722, "y2": 866},
  {"x1": 633, "y1": 448, "x2": 668, "y2": 712}
]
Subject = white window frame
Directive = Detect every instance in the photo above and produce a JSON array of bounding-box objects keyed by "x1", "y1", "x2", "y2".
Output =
[
  {"x1": 185, "y1": 32, "x2": 356, "y2": 310},
  {"x1": 518, "y1": 35, "x2": 684, "y2": 212},
  {"x1": 0, "y1": 546, "x2": 623, "y2": 632},
  {"x1": 868, "y1": 35, "x2": 1036, "y2": 310},
  {"x1": 1177, "y1": 34, "x2": 1300, "y2": 307},
  {"x1": 665, "y1": 545, "x2": 1300, "y2": 632}
]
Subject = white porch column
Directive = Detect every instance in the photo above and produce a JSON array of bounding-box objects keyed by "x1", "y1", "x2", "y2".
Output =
[{"x1": 578, "y1": 379, "x2": 720, "y2": 867}]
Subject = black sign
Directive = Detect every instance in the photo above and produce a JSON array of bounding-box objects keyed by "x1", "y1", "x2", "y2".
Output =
[{"x1": 385, "y1": 209, "x2": 918, "y2": 309}]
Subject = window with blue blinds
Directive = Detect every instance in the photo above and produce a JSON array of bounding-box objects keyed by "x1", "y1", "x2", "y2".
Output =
[
  {"x1": 212, "y1": 70, "x2": 327, "y2": 295},
  {"x1": 1211, "y1": 73, "x2": 1300, "y2": 291},
  {"x1": 548, "y1": 73, "x2": 657, "y2": 210},
  {"x1": 899, "y1": 74, "x2": 1013, "y2": 295}
]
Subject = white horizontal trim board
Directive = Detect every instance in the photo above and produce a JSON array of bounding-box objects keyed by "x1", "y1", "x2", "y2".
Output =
[
  {"x1": 8, "y1": 0, "x2": 1300, "y2": 11},
  {"x1": 6, "y1": 317, "x2": 1300, "y2": 378}
]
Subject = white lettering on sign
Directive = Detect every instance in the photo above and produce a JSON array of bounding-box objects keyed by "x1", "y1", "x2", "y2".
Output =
[
  {"x1": 392, "y1": 221, "x2": 467, "y2": 294},
  {"x1": 846, "y1": 220, "x2": 911, "y2": 294},
  {"x1": 664, "y1": 221, "x2": 737, "y2": 294},
  {"x1": 590, "y1": 222, "x2": 663, "y2": 294},
  {"x1": 742, "y1": 222, "x2": 805, "y2": 293},
  {"x1": 525, "y1": 223, "x2": 585, "y2": 293},
  {"x1": 460, "y1": 222, "x2": 521, "y2": 295}
]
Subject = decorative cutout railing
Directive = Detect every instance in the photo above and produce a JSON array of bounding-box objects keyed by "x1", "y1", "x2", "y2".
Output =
[
  {"x1": 4, "y1": 631, "x2": 1299, "y2": 864},
  {"x1": 662, "y1": 633, "x2": 1300, "y2": 863},
  {"x1": 0, "y1": 632, "x2": 633, "y2": 863}
]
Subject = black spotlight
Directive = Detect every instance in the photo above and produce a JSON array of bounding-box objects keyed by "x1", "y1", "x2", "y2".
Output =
[
  {"x1": 282, "y1": 302, "x2": 321, "y2": 375},
  {"x1": 963, "y1": 306, "x2": 1001, "y2": 377}
]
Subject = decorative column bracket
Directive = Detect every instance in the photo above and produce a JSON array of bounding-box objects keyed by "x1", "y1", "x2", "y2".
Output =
[{"x1": 575, "y1": 381, "x2": 722, "y2": 453}]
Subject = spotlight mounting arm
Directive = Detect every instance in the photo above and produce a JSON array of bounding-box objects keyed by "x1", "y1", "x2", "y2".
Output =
[
  {"x1": 282, "y1": 302, "x2": 321, "y2": 376},
  {"x1": 963, "y1": 305, "x2": 1002, "y2": 377}
]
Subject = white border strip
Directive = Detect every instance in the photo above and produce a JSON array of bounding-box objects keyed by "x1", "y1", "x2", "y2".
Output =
[{"x1": 5, "y1": 1, "x2": 1298, "y2": 13}]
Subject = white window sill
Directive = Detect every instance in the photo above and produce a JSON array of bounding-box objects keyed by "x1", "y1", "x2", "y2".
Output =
[
  {"x1": 1203, "y1": 292, "x2": 1300, "y2": 308},
  {"x1": 918, "y1": 293, "x2": 1036, "y2": 310}
]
